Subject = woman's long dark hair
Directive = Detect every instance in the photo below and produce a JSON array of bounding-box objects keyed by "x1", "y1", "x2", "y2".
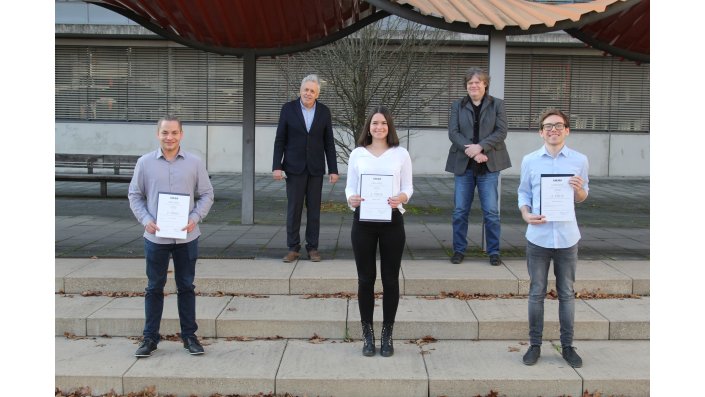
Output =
[{"x1": 356, "y1": 106, "x2": 400, "y2": 147}]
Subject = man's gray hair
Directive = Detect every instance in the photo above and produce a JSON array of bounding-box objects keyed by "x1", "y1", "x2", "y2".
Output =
[{"x1": 300, "y1": 74, "x2": 321, "y2": 90}]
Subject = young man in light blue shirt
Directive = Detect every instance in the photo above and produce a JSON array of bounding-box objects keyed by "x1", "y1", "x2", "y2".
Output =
[{"x1": 517, "y1": 109, "x2": 589, "y2": 368}]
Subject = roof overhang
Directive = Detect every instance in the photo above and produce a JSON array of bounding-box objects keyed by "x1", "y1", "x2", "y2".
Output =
[
  {"x1": 566, "y1": 0, "x2": 649, "y2": 63},
  {"x1": 85, "y1": 0, "x2": 648, "y2": 62},
  {"x1": 88, "y1": 0, "x2": 388, "y2": 56},
  {"x1": 370, "y1": 0, "x2": 640, "y2": 35}
]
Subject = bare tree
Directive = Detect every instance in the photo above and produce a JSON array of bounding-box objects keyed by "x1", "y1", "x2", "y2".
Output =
[{"x1": 278, "y1": 17, "x2": 449, "y2": 164}]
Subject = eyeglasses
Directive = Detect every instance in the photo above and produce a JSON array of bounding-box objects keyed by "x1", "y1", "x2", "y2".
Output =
[{"x1": 541, "y1": 123, "x2": 566, "y2": 132}]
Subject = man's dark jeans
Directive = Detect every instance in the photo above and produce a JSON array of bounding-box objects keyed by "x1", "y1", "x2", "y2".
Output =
[{"x1": 143, "y1": 238, "x2": 199, "y2": 343}]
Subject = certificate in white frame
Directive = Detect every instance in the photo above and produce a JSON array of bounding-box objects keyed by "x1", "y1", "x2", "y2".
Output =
[
  {"x1": 156, "y1": 192, "x2": 190, "y2": 239},
  {"x1": 540, "y1": 174, "x2": 575, "y2": 222},
  {"x1": 359, "y1": 174, "x2": 393, "y2": 222}
]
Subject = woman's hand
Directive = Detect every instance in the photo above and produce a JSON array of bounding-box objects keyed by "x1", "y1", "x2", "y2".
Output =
[
  {"x1": 348, "y1": 194, "x2": 364, "y2": 208},
  {"x1": 387, "y1": 193, "x2": 407, "y2": 209}
]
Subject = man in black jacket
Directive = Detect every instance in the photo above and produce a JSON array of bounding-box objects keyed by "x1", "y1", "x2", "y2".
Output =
[{"x1": 272, "y1": 74, "x2": 339, "y2": 262}]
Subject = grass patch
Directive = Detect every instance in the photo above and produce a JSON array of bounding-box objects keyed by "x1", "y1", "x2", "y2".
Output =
[
  {"x1": 403, "y1": 204, "x2": 444, "y2": 215},
  {"x1": 320, "y1": 200, "x2": 350, "y2": 213}
]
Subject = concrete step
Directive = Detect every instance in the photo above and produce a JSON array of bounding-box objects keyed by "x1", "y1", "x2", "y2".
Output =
[
  {"x1": 56, "y1": 294, "x2": 650, "y2": 340},
  {"x1": 55, "y1": 337, "x2": 649, "y2": 397},
  {"x1": 56, "y1": 258, "x2": 650, "y2": 296}
]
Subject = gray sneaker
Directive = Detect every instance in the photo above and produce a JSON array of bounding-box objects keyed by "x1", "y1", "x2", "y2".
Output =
[
  {"x1": 562, "y1": 346, "x2": 583, "y2": 368},
  {"x1": 522, "y1": 345, "x2": 540, "y2": 365}
]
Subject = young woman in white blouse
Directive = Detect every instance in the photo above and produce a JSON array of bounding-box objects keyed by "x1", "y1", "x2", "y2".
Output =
[{"x1": 345, "y1": 106, "x2": 413, "y2": 357}]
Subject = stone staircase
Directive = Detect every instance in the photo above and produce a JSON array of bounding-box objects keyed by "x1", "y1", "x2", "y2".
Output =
[{"x1": 56, "y1": 258, "x2": 650, "y2": 397}]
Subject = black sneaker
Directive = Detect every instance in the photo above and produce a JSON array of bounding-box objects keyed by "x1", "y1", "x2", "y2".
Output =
[
  {"x1": 134, "y1": 339, "x2": 158, "y2": 357},
  {"x1": 522, "y1": 345, "x2": 541, "y2": 365},
  {"x1": 562, "y1": 346, "x2": 583, "y2": 368},
  {"x1": 183, "y1": 336, "x2": 205, "y2": 355},
  {"x1": 489, "y1": 254, "x2": 503, "y2": 266},
  {"x1": 450, "y1": 252, "x2": 464, "y2": 264}
]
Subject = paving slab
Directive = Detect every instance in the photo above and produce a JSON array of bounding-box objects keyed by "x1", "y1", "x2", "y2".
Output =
[
  {"x1": 504, "y1": 259, "x2": 634, "y2": 295},
  {"x1": 123, "y1": 339, "x2": 286, "y2": 397},
  {"x1": 63, "y1": 258, "x2": 176, "y2": 293},
  {"x1": 348, "y1": 296, "x2": 479, "y2": 340},
  {"x1": 216, "y1": 295, "x2": 348, "y2": 339},
  {"x1": 603, "y1": 260, "x2": 650, "y2": 294},
  {"x1": 402, "y1": 260, "x2": 519, "y2": 295},
  {"x1": 424, "y1": 340, "x2": 583, "y2": 397},
  {"x1": 568, "y1": 340, "x2": 650, "y2": 397},
  {"x1": 56, "y1": 294, "x2": 114, "y2": 336},
  {"x1": 56, "y1": 258, "x2": 96, "y2": 292},
  {"x1": 290, "y1": 259, "x2": 390, "y2": 294},
  {"x1": 56, "y1": 336, "x2": 137, "y2": 396},
  {"x1": 86, "y1": 295, "x2": 231, "y2": 337},
  {"x1": 195, "y1": 259, "x2": 294, "y2": 294},
  {"x1": 468, "y1": 298, "x2": 609, "y2": 340},
  {"x1": 276, "y1": 340, "x2": 428, "y2": 397},
  {"x1": 583, "y1": 297, "x2": 650, "y2": 339}
]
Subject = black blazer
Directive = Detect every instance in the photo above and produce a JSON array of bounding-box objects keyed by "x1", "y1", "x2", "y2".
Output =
[{"x1": 272, "y1": 99, "x2": 338, "y2": 176}]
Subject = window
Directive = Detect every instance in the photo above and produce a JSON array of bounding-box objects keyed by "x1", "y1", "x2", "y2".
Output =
[{"x1": 55, "y1": 44, "x2": 649, "y2": 132}]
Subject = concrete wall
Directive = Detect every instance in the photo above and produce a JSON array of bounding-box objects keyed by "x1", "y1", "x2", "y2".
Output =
[{"x1": 55, "y1": 122, "x2": 649, "y2": 177}]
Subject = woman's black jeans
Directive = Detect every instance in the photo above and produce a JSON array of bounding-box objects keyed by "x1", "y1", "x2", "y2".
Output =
[{"x1": 351, "y1": 208, "x2": 405, "y2": 324}]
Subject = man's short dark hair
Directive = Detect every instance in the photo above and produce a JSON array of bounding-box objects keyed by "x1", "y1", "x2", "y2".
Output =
[
  {"x1": 538, "y1": 109, "x2": 570, "y2": 128},
  {"x1": 157, "y1": 115, "x2": 183, "y2": 131}
]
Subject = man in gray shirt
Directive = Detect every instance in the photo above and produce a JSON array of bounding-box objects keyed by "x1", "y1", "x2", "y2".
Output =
[{"x1": 128, "y1": 115, "x2": 214, "y2": 357}]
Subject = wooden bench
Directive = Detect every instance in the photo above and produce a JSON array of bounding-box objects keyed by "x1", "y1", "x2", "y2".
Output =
[{"x1": 55, "y1": 153, "x2": 140, "y2": 197}]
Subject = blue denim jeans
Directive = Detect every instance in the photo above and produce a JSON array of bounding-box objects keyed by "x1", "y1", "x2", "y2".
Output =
[
  {"x1": 143, "y1": 238, "x2": 199, "y2": 343},
  {"x1": 452, "y1": 169, "x2": 501, "y2": 255},
  {"x1": 526, "y1": 241, "x2": 577, "y2": 347}
]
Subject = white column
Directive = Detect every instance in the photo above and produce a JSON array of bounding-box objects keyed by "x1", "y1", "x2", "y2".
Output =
[{"x1": 488, "y1": 30, "x2": 506, "y2": 99}]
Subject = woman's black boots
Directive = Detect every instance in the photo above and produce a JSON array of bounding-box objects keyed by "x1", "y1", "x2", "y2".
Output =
[
  {"x1": 380, "y1": 322, "x2": 394, "y2": 357},
  {"x1": 361, "y1": 321, "x2": 375, "y2": 356}
]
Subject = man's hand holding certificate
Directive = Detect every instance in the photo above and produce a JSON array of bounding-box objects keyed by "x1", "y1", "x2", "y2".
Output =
[
  {"x1": 156, "y1": 192, "x2": 191, "y2": 239},
  {"x1": 359, "y1": 174, "x2": 394, "y2": 222},
  {"x1": 540, "y1": 174, "x2": 575, "y2": 222}
]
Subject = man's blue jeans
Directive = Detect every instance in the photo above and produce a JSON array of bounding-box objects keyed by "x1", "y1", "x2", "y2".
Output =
[
  {"x1": 452, "y1": 169, "x2": 500, "y2": 255},
  {"x1": 526, "y1": 241, "x2": 577, "y2": 347},
  {"x1": 143, "y1": 238, "x2": 199, "y2": 343}
]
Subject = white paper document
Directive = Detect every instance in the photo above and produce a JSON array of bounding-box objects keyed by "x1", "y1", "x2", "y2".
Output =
[
  {"x1": 156, "y1": 192, "x2": 190, "y2": 239},
  {"x1": 359, "y1": 174, "x2": 394, "y2": 222},
  {"x1": 540, "y1": 174, "x2": 575, "y2": 222}
]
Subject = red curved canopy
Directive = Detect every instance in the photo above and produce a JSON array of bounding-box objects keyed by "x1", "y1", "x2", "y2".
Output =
[{"x1": 87, "y1": 0, "x2": 649, "y2": 62}]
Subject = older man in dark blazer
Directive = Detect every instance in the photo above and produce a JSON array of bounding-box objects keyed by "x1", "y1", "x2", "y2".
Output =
[
  {"x1": 445, "y1": 67, "x2": 511, "y2": 266},
  {"x1": 273, "y1": 74, "x2": 339, "y2": 262}
]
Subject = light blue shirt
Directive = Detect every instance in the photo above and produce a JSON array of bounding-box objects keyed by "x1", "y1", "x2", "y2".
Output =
[
  {"x1": 517, "y1": 145, "x2": 589, "y2": 249},
  {"x1": 300, "y1": 99, "x2": 316, "y2": 132},
  {"x1": 128, "y1": 147, "x2": 214, "y2": 244}
]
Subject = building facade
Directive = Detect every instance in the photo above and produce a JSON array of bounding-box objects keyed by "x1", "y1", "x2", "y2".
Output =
[{"x1": 55, "y1": 1, "x2": 649, "y2": 176}]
